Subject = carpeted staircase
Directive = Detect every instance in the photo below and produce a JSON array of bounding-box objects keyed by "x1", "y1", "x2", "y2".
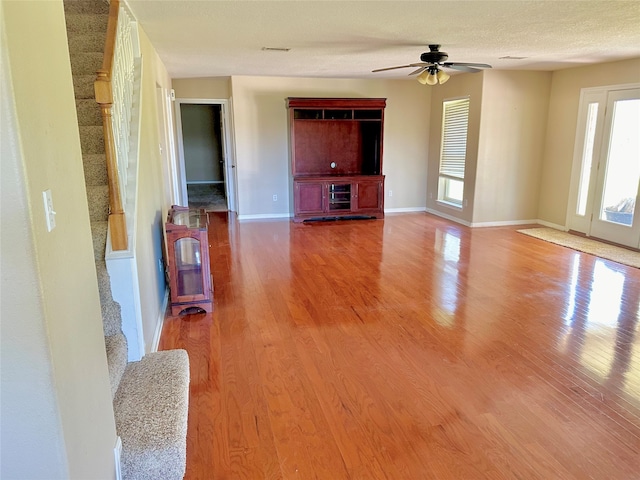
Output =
[{"x1": 63, "y1": 1, "x2": 189, "y2": 478}]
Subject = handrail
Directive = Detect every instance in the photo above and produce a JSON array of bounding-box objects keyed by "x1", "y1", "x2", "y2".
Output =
[{"x1": 95, "y1": 0, "x2": 127, "y2": 251}]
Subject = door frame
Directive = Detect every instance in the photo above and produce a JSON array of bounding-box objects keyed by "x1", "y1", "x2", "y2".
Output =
[
  {"x1": 174, "y1": 98, "x2": 238, "y2": 212},
  {"x1": 566, "y1": 82, "x2": 640, "y2": 247},
  {"x1": 156, "y1": 86, "x2": 181, "y2": 206}
]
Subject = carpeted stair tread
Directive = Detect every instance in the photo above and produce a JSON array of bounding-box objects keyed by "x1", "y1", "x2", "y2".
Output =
[
  {"x1": 105, "y1": 333, "x2": 128, "y2": 399},
  {"x1": 101, "y1": 301, "x2": 122, "y2": 337},
  {"x1": 69, "y1": 52, "x2": 104, "y2": 75},
  {"x1": 79, "y1": 125, "x2": 105, "y2": 154},
  {"x1": 72, "y1": 74, "x2": 96, "y2": 99},
  {"x1": 114, "y1": 350, "x2": 189, "y2": 480},
  {"x1": 76, "y1": 98, "x2": 102, "y2": 126},
  {"x1": 95, "y1": 260, "x2": 113, "y2": 302},
  {"x1": 67, "y1": 32, "x2": 108, "y2": 53},
  {"x1": 64, "y1": 0, "x2": 110, "y2": 15},
  {"x1": 83, "y1": 154, "x2": 108, "y2": 186},
  {"x1": 90, "y1": 220, "x2": 108, "y2": 259},
  {"x1": 65, "y1": 13, "x2": 109, "y2": 36},
  {"x1": 87, "y1": 184, "x2": 109, "y2": 222}
]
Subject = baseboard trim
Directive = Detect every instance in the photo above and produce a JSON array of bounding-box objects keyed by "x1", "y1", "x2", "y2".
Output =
[
  {"x1": 425, "y1": 208, "x2": 472, "y2": 227},
  {"x1": 384, "y1": 207, "x2": 427, "y2": 213},
  {"x1": 535, "y1": 219, "x2": 568, "y2": 231},
  {"x1": 470, "y1": 219, "x2": 539, "y2": 228},
  {"x1": 238, "y1": 213, "x2": 292, "y2": 221},
  {"x1": 151, "y1": 288, "x2": 169, "y2": 354}
]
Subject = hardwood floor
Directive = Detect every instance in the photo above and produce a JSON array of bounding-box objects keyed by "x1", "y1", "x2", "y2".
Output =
[{"x1": 159, "y1": 212, "x2": 640, "y2": 479}]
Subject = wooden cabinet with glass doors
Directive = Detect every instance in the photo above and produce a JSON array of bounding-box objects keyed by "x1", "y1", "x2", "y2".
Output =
[{"x1": 165, "y1": 205, "x2": 213, "y2": 315}]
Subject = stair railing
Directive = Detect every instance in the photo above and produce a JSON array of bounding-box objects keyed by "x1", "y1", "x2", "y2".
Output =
[{"x1": 94, "y1": 0, "x2": 136, "y2": 251}]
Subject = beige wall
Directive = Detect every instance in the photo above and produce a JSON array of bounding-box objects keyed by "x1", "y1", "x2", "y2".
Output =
[
  {"x1": 474, "y1": 70, "x2": 551, "y2": 224},
  {"x1": 136, "y1": 27, "x2": 175, "y2": 353},
  {"x1": 173, "y1": 76, "x2": 231, "y2": 99},
  {"x1": 427, "y1": 73, "x2": 484, "y2": 224},
  {"x1": 229, "y1": 76, "x2": 431, "y2": 217},
  {"x1": 538, "y1": 58, "x2": 640, "y2": 226},
  {"x1": 1, "y1": 1, "x2": 117, "y2": 478}
]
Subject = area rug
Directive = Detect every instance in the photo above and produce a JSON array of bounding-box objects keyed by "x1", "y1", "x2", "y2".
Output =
[{"x1": 517, "y1": 227, "x2": 640, "y2": 269}]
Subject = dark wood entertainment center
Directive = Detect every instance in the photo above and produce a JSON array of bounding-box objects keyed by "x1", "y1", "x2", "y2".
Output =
[{"x1": 287, "y1": 97, "x2": 386, "y2": 222}]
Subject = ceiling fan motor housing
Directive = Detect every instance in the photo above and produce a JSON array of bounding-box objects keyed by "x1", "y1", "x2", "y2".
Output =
[{"x1": 420, "y1": 45, "x2": 448, "y2": 64}]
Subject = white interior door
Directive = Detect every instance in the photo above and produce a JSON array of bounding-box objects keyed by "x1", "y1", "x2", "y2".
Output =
[
  {"x1": 567, "y1": 85, "x2": 640, "y2": 248},
  {"x1": 589, "y1": 89, "x2": 640, "y2": 247}
]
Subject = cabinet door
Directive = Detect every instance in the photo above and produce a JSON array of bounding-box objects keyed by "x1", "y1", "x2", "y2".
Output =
[
  {"x1": 354, "y1": 179, "x2": 383, "y2": 211},
  {"x1": 168, "y1": 233, "x2": 211, "y2": 304},
  {"x1": 295, "y1": 181, "x2": 326, "y2": 214}
]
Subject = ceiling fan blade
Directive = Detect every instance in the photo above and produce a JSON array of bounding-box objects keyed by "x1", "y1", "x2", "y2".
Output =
[
  {"x1": 372, "y1": 63, "x2": 427, "y2": 73},
  {"x1": 409, "y1": 66, "x2": 427, "y2": 76},
  {"x1": 442, "y1": 64, "x2": 483, "y2": 73},
  {"x1": 443, "y1": 62, "x2": 492, "y2": 68}
]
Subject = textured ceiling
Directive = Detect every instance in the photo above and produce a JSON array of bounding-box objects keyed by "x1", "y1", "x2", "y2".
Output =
[{"x1": 126, "y1": 0, "x2": 640, "y2": 80}]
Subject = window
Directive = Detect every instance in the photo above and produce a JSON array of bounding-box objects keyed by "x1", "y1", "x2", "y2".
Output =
[{"x1": 438, "y1": 98, "x2": 470, "y2": 207}]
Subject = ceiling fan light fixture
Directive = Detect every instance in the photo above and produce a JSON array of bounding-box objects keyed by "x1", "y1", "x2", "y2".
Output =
[
  {"x1": 425, "y1": 70, "x2": 438, "y2": 86},
  {"x1": 437, "y1": 69, "x2": 450, "y2": 84},
  {"x1": 417, "y1": 70, "x2": 430, "y2": 85}
]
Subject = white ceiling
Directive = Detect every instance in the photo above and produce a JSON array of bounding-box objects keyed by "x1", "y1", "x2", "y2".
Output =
[{"x1": 126, "y1": 0, "x2": 640, "y2": 80}]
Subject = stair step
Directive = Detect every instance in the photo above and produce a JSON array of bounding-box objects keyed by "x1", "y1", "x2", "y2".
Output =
[
  {"x1": 65, "y1": 13, "x2": 109, "y2": 36},
  {"x1": 79, "y1": 125, "x2": 104, "y2": 154},
  {"x1": 83, "y1": 154, "x2": 108, "y2": 186},
  {"x1": 101, "y1": 298, "x2": 123, "y2": 338},
  {"x1": 69, "y1": 52, "x2": 103, "y2": 76},
  {"x1": 95, "y1": 260, "x2": 114, "y2": 302},
  {"x1": 115, "y1": 350, "x2": 190, "y2": 480},
  {"x1": 73, "y1": 74, "x2": 96, "y2": 99},
  {"x1": 87, "y1": 184, "x2": 109, "y2": 222},
  {"x1": 67, "y1": 32, "x2": 107, "y2": 53},
  {"x1": 90, "y1": 220, "x2": 108, "y2": 260},
  {"x1": 64, "y1": 0, "x2": 110, "y2": 15},
  {"x1": 76, "y1": 99, "x2": 102, "y2": 126},
  {"x1": 105, "y1": 333, "x2": 128, "y2": 399}
]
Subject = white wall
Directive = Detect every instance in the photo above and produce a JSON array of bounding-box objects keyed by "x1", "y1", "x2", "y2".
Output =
[
  {"x1": 229, "y1": 76, "x2": 431, "y2": 217},
  {"x1": 427, "y1": 70, "x2": 554, "y2": 226},
  {"x1": 173, "y1": 76, "x2": 231, "y2": 99},
  {"x1": 474, "y1": 70, "x2": 551, "y2": 224},
  {"x1": 136, "y1": 27, "x2": 176, "y2": 354},
  {"x1": 1, "y1": 1, "x2": 117, "y2": 477}
]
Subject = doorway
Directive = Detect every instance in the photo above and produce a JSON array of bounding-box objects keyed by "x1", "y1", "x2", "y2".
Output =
[
  {"x1": 175, "y1": 99, "x2": 237, "y2": 213},
  {"x1": 567, "y1": 85, "x2": 640, "y2": 248}
]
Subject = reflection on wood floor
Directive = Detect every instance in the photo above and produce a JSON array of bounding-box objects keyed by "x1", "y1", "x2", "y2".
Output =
[{"x1": 160, "y1": 212, "x2": 640, "y2": 480}]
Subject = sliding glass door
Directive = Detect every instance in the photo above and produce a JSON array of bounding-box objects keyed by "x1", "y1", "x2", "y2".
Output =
[{"x1": 568, "y1": 86, "x2": 640, "y2": 248}]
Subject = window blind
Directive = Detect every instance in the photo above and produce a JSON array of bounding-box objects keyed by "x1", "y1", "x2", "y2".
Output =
[{"x1": 439, "y1": 98, "x2": 470, "y2": 179}]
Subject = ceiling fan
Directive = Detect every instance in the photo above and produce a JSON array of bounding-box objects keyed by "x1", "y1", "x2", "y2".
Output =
[{"x1": 373, "y1": 44, "x2": 492, "y2": 85}]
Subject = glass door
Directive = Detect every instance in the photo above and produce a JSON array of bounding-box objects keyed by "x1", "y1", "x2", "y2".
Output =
[{"x1": 589, "y1": 89, "x2": 640, "y2": 247}]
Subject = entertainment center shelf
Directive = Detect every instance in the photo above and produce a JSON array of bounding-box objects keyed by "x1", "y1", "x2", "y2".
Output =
[{"x1": 287, "y1": 97, "x2": 386, "y2": 222}]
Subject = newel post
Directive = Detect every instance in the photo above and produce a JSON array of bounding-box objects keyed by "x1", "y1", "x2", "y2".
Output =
[{"x1": 95, "y1": 70, "x2": 127, "y2": 251}]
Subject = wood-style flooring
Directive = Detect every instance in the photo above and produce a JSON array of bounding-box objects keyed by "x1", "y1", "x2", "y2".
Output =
[{"x1": 159, "y1": 212, "x2": 640, "y2": 480}]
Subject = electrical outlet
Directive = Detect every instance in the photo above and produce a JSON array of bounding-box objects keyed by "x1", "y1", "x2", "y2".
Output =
[
  {"x1": 273, "y1": 194, "x2": 278, "y2": 202},
  {"x1": 388, "y1": 190, "x2": 393, "y2": 197},
  {"x1": 42, "y1": 189, "x2": 56, "y2": 231}
]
